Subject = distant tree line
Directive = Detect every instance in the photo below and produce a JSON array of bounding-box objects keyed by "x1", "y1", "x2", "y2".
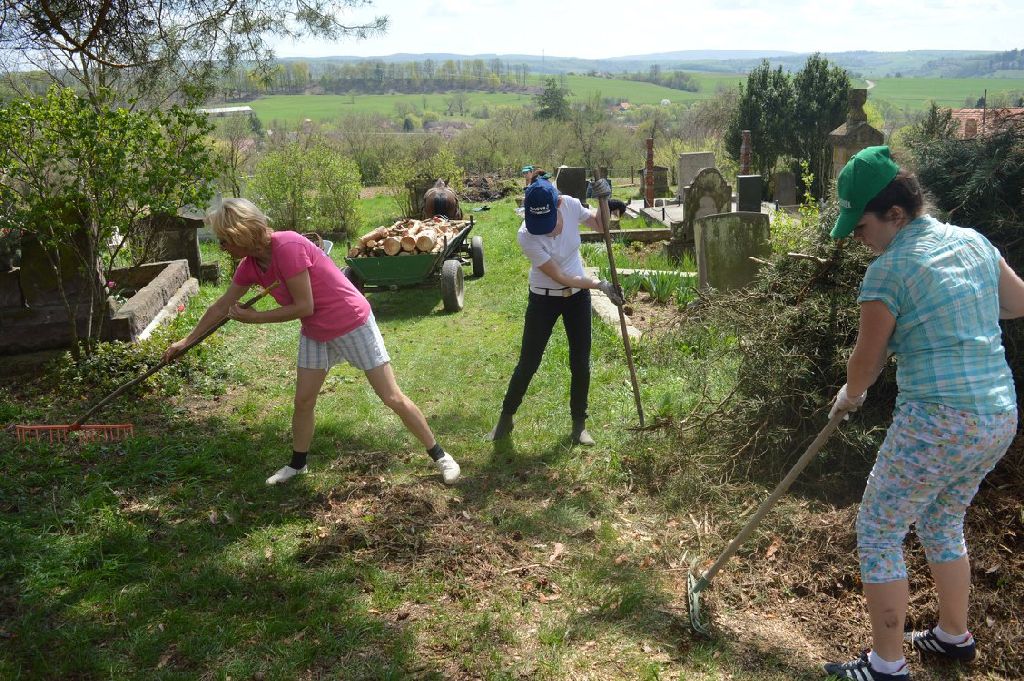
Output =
[
  {"x1": 921, "y1": 48, "x2": 1024, "y2": 78},
  {"x1": 621, "y1": 65, "x2": 699, "y2": 92},
  {"x1": 219, "y1": 58, "x2": 537, "y2": 98}
]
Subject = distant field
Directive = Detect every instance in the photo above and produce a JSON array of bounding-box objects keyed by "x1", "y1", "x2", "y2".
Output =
[
  {"x1": 556, "y1": 72, "x2": 744, "y2": 104},
  {"x1": 862, "y1": 77, "x2": 1024, "y2": 111},
  {"x1": 237, "y1": 73, "x2": 746, "y2": 125},
  {"x1": 239, "y1": 92, "x2": 534, "y2": 125},
  {"x1": 235, "y1": 74, "x2": 1024, "y2": 126}
]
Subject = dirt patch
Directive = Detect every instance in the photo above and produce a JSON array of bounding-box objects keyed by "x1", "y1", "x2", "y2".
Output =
[
  {"x1": 696, "y1": 468, "x2": 1024, "y2": 679},
  {"x1": 297, "y1": 478, "x2": 526, "y2": 579},
  {"x1": 623, "y1": 294, "x2": 686, "y2": 337}
]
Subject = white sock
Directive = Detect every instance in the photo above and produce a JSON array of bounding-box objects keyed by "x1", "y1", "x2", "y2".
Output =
[
  {"x1": 869, "y1": 649, "x2": 907, "y2": 674},
  {"x1": 933, "y1": 624, "x2": 971, "y2": 643}
]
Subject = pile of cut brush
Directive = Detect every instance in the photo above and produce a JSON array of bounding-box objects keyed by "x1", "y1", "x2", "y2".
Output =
[
  {"x1": 461, "y1": 173, "x2": 519, "y2": 202},
  {"x1": 347, "y1": 216, "x2": 470, "y2": 258}
]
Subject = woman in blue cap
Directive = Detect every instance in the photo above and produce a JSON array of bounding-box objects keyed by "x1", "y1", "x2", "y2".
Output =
[
  {"x1": 824, "y1": 146, "x2": 1024, "y2": 680},
  {"x1": 488, "y1": 170, "x2": 622, "y2": 445}
]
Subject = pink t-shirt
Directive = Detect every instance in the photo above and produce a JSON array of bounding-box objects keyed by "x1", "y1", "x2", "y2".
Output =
[{"x1": 232, "y1": 231, "x2": 371, "y2": 341}]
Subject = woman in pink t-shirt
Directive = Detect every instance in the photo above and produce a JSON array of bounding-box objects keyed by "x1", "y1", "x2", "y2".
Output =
[{"x1": 163, "y1": 198, "x2": 460, "y2": 486}]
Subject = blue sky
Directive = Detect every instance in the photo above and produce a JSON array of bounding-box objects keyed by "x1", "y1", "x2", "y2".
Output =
[{"x1": 274, "y1": 0, "x2": 1023, "y2": 60}]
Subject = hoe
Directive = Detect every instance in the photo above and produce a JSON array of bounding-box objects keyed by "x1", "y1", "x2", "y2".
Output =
[{"x1": 687, "y1": 410, "x2": 848, "y2": 635}]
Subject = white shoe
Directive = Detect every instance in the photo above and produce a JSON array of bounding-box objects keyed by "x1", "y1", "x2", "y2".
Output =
[
  {"x1": 266, "y1": 465, "x2": 307, "y2": 485},
  {"x1": 434, "y1": 453, "x2": 460, "y2": 485}
]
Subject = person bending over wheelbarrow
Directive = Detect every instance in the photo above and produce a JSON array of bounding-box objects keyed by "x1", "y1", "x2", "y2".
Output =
[
  {"x1": 487, "y1": 171, "x2": 622, "y2": 446},
  {"x1": 163, "y1": 198, "x2": 460, "y2": 486},
  {"x1": 823, "y1": 146, "x2": 1024, "y2": 680}
]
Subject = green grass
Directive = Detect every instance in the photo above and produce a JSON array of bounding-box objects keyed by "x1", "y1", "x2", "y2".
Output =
[
  {"x1": 0, "y1": 197, "x2": 897, "y2": 680},
  {"x1": 239, "y1": 73, "x2": 746, "y2": 125},
  {"x1": 236, "y1": 72, "x2": 1024, "y2": 126},
  {"x1": 864, "y1": 76, "x2": 1024, "y2": 111}
]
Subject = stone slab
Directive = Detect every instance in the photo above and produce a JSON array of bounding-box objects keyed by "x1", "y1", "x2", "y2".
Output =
[
  {"x1": 580, "y1": 228, "x2": 672, "y2": 244},
  {"x1": 736, "y1": 175, "x2": 763, "y2": 213},
  {"x1": 695, "y1": 211, "x2": 771, "y2": 291},
  {"x1": 677, "y1": 153, "x2": 716, "y2": 200}
]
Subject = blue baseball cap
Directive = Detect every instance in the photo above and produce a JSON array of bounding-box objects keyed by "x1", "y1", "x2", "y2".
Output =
[{"x1": 524, "y1": 179, "x2": 560, "y2": 235}]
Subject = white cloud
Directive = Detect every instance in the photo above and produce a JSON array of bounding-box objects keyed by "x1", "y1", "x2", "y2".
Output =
[{"x1": 273, "y1": 0, "x2": 1024, "y2": 59}]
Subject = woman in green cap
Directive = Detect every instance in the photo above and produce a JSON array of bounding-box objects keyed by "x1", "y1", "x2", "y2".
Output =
[{"x1": 823, "y1": 146, "x2": 1024, "y2": 680}]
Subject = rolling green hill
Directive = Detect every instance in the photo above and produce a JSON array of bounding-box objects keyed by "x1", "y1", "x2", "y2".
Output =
[
  {"x1": 239, "y1": 73, "x2": 746, "y2": 125},
  {"x1": 238, "y1": 72, "x2": 1024, "y2": 126},
  {"x1": 863, "y1": 77, "x2": 1024, "y2": 110}
]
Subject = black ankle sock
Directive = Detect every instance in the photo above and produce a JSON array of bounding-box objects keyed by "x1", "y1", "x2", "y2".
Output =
[
  {"x1": 426, "y1": 443, "x2": 445, "y2": 461},
  {"x1": 290, "y1": 450, "x2": 308, "y2": 469}
]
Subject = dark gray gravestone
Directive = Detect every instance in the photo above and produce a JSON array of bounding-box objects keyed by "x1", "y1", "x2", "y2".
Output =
[
  {"x1": 736, "y1": 175, "x2": 762, "y2": 212},
  {"x1": 773, "y1": 171, "x2": 797, "y2": 206},
  {"x1": 695, "y1": 212, "x2": 771, "y2": 291},
  {"x1": 554, "y1": 166, "x2": 588, "y2": 203}
]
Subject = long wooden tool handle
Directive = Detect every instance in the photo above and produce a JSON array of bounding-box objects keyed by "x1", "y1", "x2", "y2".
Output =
[
  {"x1": 693, "y1": 411, "x2": 846, "y2": 590},
  {"x1": 597, "y1": 191, "x2": 645, "y2": 427},
  {"x1": 71, "y1": 282, "x2": 280, "y2": 427}
]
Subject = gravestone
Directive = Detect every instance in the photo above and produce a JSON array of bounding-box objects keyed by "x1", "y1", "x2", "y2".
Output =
[
  {"x1": 774, "y1": 171, "x2": 797, "y2": 206},
  {"x1": 640, "y1": 165, "x2": 670, "y2": 199},
  {"x1": 0, "y1": 229, "x2": 197, "y2": 354},
  {"x1": 665, "y1": 167, "x2": 731, "y2": 262},
  {"x1": 695, "y1": 212, "x2": 771, "y2": 291},
  {"x1": 554, "y1": 166, "x2": 588, "y2": 203},
  {"x1": 143, "y1": 212, "x2": 220, "y2": 283},
  {"x1": 676, "y1": 152, "x2": 716, "y2": 201},
  {"x1": 736, "y1": 175, "x2": 762, "y2": 212}
]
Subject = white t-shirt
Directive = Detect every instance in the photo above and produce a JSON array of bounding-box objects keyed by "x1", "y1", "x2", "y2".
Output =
[{"x1": 517, "y1": 195, "x2": 594, "y2": 289}]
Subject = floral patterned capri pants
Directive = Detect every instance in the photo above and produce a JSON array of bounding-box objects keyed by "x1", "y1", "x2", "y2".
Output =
[{"x1": 856, "y1": 400, "x2": 1016, "y2": 584}]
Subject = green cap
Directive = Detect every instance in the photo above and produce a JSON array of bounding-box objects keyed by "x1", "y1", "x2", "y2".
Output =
[
  {"x1": 831, "y1": 145, "x2": 900, "y2": 238},
  {"x1": 521, "y1": 164, "x2": 535, "y2": 174}
]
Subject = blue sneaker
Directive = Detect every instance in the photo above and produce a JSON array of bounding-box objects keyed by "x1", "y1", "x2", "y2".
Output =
[
  {"x1": 824, "y1": 651, "x2": 909, "y2": 680},
  {"x1": 907, "y1": 628, "x2": 976, "y2": 662}
]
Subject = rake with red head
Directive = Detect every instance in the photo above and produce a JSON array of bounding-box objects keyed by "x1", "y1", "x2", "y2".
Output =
[{"x1": 15, "y1": 282, "x2": 279, "y2": 445}]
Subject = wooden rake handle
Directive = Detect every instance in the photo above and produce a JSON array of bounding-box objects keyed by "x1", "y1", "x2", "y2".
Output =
[
  {"x1": 692, "y1": 410, "x2": 847, "y2": 591},
  {"x1": 595, "y1": 187, "x2": 645, "y2": 427},
  {"x1": 71, "y1": 282, "x2": 280, "y2": 427}
]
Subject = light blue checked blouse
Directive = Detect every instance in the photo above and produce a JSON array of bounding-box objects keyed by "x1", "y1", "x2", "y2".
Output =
[{"x1": 858, "y1": 215, "x2": 1016, "y2": 414}]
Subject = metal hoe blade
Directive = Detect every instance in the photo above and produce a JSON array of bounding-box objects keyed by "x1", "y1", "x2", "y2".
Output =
[
  {"x1": 687, "y1": 572, "x2": 712, "y2": 636},
  {"x1": 684, "y1": 411, "x2": 847, "y2": 636}
]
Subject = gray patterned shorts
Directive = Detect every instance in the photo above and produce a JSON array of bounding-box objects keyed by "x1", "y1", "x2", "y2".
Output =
[{"x1": 297, "y1": 315, "x2": 391, "y2": 371}]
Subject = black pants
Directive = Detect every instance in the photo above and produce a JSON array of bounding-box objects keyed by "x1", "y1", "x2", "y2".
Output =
[{"x1": 501, "y1": 289, "x2": 591, "y2": 419}]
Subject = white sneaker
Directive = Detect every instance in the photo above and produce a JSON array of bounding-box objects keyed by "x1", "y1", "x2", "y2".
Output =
[
  {"x1": 434, "y1": 453, "x2": 461, "y2": 485},
  {"x1": 266, "y1": 465, "x2": 307, "y2": 485}
]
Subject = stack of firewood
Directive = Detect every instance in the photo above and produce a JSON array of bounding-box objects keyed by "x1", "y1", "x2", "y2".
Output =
[{"x1": 347, "y1": 216, "x2": 470, "y2": 258}]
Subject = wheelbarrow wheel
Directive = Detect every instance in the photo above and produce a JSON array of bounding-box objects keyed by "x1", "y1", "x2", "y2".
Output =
[
  {"x1": 342, "y1": 266, "x2": 364, "y2": 293},
  {"x1": 470, "y1": 235, "x2": 485, "y2": 278},
  {"x1": 440, "y1": 259, "x2": 464, "y2": 312}
]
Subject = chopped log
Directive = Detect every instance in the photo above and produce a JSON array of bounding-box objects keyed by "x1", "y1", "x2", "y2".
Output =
[
  {"x1": 415, "y1": 230, "x2": 437, "y2": 253},
  {"x1": 400, "y1": 235, "x2": 417, "y2": 252},
  {"x1": 383, "y1": 236, "x2": 402, "y2": 256},
  {"x1": 348, "y1": 246, "x2": 361, "y2": 258},
  {"x1": 359, "y1": 226, "x2": 389, "y2": 246},
  {"x1": 366, "y1": 239, "x2": 378, "y2": 249}
]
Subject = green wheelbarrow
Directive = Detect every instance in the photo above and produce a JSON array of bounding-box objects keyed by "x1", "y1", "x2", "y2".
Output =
[{"x1": 342, "y1": 217, "x2": 483, "y2": 313}]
